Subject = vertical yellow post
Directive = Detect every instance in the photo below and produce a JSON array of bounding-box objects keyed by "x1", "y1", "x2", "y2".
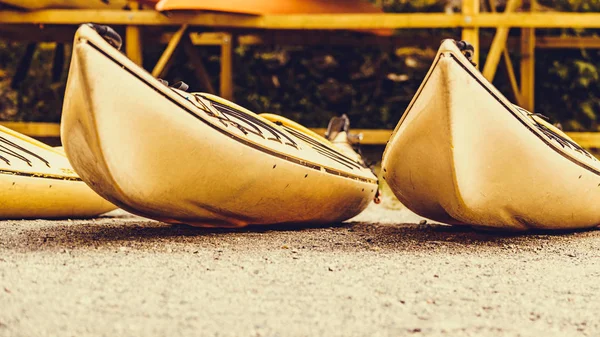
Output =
[
  {"x1": 482, "y1": 0, "x2": 521, "y2": 81},
  {"x1": 520, "y1": 2, "x2": 535, "y2": 111},
  {"x1": 151, "y1": 25, "x2": 188, "y2": 78},
  {"x1": 126, "y1": 1, "x2": 143, "y2": 66},
  {"x1": 462, "y1": 0, "x2": 479, "y2": 66},
  {"x1": 220, "y1": 33, "x2": 233, "y2": 100}
]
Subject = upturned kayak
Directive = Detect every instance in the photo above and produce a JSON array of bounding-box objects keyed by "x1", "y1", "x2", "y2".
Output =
[
  {"x1": 0, "y1": 124, "x2": 115, "y2": 219},
  {"x1": 0, "y1": 0, "x2": 133, "y2": 10},
  {"x1": 61, "y1": 24, "x2": 378, "y2": 228},
  {"x1": 382, "y1": 39, "x2": 600, "y2": 231}
]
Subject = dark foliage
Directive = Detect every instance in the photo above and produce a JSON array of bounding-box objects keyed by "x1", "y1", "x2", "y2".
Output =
[{"x1": 1, "y1": 0, "x2": 600, "y2": 131}]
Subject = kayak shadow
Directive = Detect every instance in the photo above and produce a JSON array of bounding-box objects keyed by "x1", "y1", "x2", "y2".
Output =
[
  {"x1": 7, "y1": 217, "x2": 599, "y2": 253},
  {"x1": 9, "y1": 218, "x2": 354, "y2": 251},
  {"x1": 347, "y1": 221, "x2": 600, "y2": 253}
]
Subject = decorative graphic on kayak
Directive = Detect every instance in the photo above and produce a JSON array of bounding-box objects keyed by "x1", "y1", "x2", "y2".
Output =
[
  {"x1": 514, "y1": 105, "x2": 596, "y2": 160},
  {"x1": 175, "y1": 91, "x2": 363, "y2": 170},
  {"x1": 179, "y1": 92, "x2": 299, "y2": 149},
  {"x1": 282, "y1": 126, "x2": 364, "y2": 170},
  {"x1": 0, "y1": 136, "x2": 50, "y2": 167}
]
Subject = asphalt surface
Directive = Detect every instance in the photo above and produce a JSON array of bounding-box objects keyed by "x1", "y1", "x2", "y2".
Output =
[{"x1": 1, "y1": 204, "x2": 599, "y2": 337}]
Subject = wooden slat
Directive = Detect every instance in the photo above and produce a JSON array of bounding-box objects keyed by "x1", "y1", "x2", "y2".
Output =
[
  {"x1": 536, "y1": 36, "x2": 600, "y2": 49},
  {"x1": 520, "y1": 3, "x2": 535, "y2": 111},
  {"x1": 461, "y1": 0, "x2": 479, "y2": 66},
  {"x1": 5, "y1": 11, "x2": 600, "y2": 29},
  {"x1": 151, "y1": 24, "x2": 188, "y2": 78},
  {"x1": 160, "y1": 32, "x2": 600, "y2": 50},
  {"x1": 0, "y1": 11, "x2": 461, "y2": 27},
  {"x1": 125, "y1": 1, "x2": 143, "y2": 66},
  {"x1": 0, "y1": 122, "x2": 61, "y2": 138},
  {"x1": 502, "y1": 48, "x2": 523, "y2": 105},
  {"x1": 187, "y1": 32, "x2": 229, "y2": 46},
  {"x1": 482, "y1": 0, "x2": 520, "y2": 81},
  {"x1": 312, "y1": 129, "x2": 600, "y2": 148},
  {"x1": 220, "y1": 33, "x2": 233, "y2": 100},
  {"x1": 568, "y1": 133, "x2": 600, "y2": 149},
  {"x1": 309, "y1": 129, "x2": 395, "y2": 145},
  {"x1": 5, "y1": 26, "x2": 600, "y2": 50},
  {"x1": 125, "y1": 25, "x2": 143, "y2": 65}
]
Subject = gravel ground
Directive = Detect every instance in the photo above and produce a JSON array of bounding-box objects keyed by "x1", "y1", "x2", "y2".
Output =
[{"x1": 1, "y1": 201, "x2": 600, "y2": 337}]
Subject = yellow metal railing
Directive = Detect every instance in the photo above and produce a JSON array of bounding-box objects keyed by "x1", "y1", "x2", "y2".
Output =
[{"x1": 5, "y1": 122, "x2": 600, "y2": 149}]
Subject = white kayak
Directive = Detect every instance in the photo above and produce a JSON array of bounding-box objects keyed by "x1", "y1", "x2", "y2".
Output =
[
  {"x1": 382, "y1": 39, "x2": 600, "y2": 231},
  {"x1": 0, "y1": 124, "x2": 115, "y2": 219},
  {"x1": 61, "y1": 24, "x2": 378, "y2": 228}
]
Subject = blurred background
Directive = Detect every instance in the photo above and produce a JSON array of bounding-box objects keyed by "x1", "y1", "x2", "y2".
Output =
[{"x1": 0, "y1": 0, "x2": 598, "y2": 134}]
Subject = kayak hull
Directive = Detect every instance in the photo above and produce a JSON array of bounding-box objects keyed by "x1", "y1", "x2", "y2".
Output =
[
  {"x1": 0, "y1": 173, "x2": 115, "y2": 219},
  {"x1": 0, "y1": 0, "x2": 130, "y2": 9},
  {"x1": 62, "y1": 25, "x2": 377, "y2": 227},
  {"x1": 0, "y1": 125, "x2": 115, "y2": 219},
  {"x1": 382, "y1": 40, "x2": 600, "y2": 231}
]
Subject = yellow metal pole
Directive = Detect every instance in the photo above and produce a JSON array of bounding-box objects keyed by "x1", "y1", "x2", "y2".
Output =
[
  {"x1": 5, "y1": 11, "x2": 600, "y2": 29},
  {"x1": 462, "y1": 0, "x2": 480, "y2": 66},
  {"x1": 520, "y1": 2, "x2": 536, "y2": 111},
  {"x1": 126, "y1": 26, "x2": 143, "y2": 65},
  {"x1": 483, "y1": 0, "x2": 522, "y2": 104},
  {"x1": 151, "y1": 24, "x2": 188, "y2": 78},
  {"x1": 4, "y1": 122, "x2": 600, "y2": 148},
  {"x1": 482, "y1": 0, "x2": 521, "y2": 81},
  {"x1": 220, "y1": 33, "x2": 233, "y2": 100},
  {"x1": 125, "y1": 1, "x2": 143, "y2": 66}
]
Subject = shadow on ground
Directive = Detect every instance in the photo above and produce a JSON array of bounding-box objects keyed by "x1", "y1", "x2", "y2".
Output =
[{"x1": 2, "y1": 216, "x2": 597, "y2": 254}]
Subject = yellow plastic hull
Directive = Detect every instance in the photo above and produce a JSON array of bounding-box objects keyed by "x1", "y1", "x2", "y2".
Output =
[
  {"x1": 0, "y1": 125, "x2": 115, "y2": 219},
  {"x1": 61, "y1": 25, "x2": 378, "y2": 228},
  {"x1": 382, "y1": 40, "x2": 600, "y2": 231},
  {"x1": 0, "y1": 0, "x2": 129, "y2": 9}
]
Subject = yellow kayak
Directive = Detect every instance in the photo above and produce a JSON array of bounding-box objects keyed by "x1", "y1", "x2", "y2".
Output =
[
  {"x1": 61, "y1": 24, "x2": 378, "y2": 228},
  {"x1": 382, "y1": 39, "x2": 600, "y2": 231},
  {"x1": 0, "y1": 0, "x2": 132, "y2": 9},
  {"x1": 0, "y1": 124, "x2": 115, "y2": 219}
]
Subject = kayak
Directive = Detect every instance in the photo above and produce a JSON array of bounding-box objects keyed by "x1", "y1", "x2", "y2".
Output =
[
  {"x1": 0, "y1": 0, "x2": 132, "y2": 10},
  {"x1": 155, "y1": 0, "x2": 392, "y2": 36},
  {"x1": 382, "y1": 39, "x2": 600, "y2": 231},
  {"x1": 61, "y1": 24, "x2": 378, "y2": 228},
  {"x1": 156, "y1": 0, "x2": 385, "y2": 15},
  {"x1": 0, "y1": 124, "x2": 115, "y2": 219}
]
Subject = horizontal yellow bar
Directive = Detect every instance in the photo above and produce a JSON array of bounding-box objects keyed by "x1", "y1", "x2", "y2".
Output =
[
  {"x1": 311, "y1": 128, "x2": 394, "y2": 145},
  {"x1": 536, "y1": 36, "x2": 600, "y2": 49},
  {"x1": 0, "y1": 122, "x2": 60, "y2": 138},
  {"x1": 3, "y1": 11, "x2": 600, "y2": 29},
  {"x1": 314, "y1": 129, "x2": 600, "y2": 147},
  {"x1": 3, "y1": 122, "x2": 600, "y2": 149},
  {"x1": 172, "y1": 33, "x2": 600, "y2": 50}
]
